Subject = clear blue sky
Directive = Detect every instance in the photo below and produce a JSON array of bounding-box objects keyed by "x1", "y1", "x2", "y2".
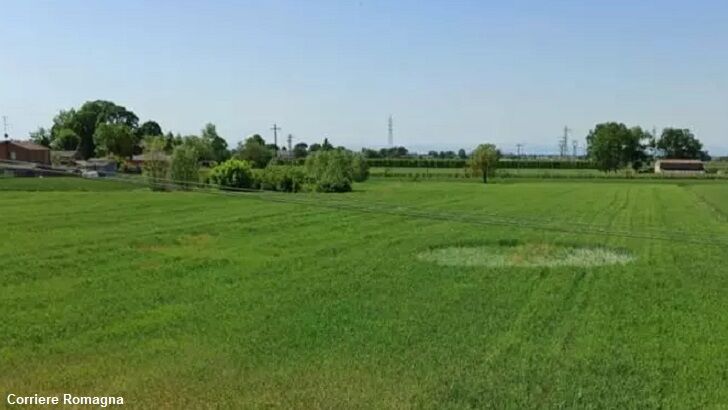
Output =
[{"x1": 2, "y1": 0, "x2": 727, "y2": 154}]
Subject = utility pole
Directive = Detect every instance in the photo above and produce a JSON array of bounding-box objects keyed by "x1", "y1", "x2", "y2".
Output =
[
  {"x1": 387, "y1": 115, "x2": 393, "y2": 147},
  {"x1": 270, "y1": 123, "x2": 282, "y2": 150}
]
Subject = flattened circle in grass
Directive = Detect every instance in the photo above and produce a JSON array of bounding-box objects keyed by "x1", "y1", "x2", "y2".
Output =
[{"x1": 418, "y1": 243, "x2": 634, "y2": 268}]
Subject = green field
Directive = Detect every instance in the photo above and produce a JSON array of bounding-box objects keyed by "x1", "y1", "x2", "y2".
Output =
[
  {"x1": 707, "y1": 161, "x2": 728, "y2": 173},
  {"x1": 371, "y1": 166, "x2": 728, "y2": 180},
  {"x1": 3, "y1": 177, "x2": 728, "y2": 408},
  {"x1": 370, "y1": 167, "x2": 604, "y2": 178}
]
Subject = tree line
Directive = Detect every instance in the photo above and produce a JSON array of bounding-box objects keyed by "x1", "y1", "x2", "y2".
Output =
[
  {"x1": 27, "y1": 100, "x2": 354, "y2": 168},
  {"x1": 27, "y1": 101, "x2": 713, "y2": 183},
  {"x1": 586, "y1": 122, "x2": 710, "y2": 172}
]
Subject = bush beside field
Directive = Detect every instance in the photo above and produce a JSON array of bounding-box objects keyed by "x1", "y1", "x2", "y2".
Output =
[{"x1": 204, "y1": 151, "x2": 370, "y2": 193}]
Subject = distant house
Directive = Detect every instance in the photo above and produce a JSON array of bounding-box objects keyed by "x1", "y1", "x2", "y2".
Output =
[
  {"x1": 0, "y1": 140, "x2": 51, "y2": 164},
  {"x1": 654, "y1": 159, "x2": 705, "y2": 175}
]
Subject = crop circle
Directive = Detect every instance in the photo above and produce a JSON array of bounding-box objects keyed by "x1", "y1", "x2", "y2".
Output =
[{"x1": 418, "y1": 242, "x2": 634, "y2": 268}]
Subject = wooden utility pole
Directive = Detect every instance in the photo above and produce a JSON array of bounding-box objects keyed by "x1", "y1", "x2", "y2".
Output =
[{"x1": 270, "y1": 123, "x2": 282, "y2": 150}]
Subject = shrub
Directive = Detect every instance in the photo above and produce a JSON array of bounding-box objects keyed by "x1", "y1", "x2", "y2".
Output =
[
  {"x1": 170, "y1": 145, "x2": 200, "y2": 190},
  {"x1": 351, "y1": 154, "x2": 369, "y2": 182},
  {"x1": 304, "y1": 150, "x2": 353, "y2": 192},
  {"x1": 259, "y1": 165, "x2": 306, "y2": 192},
  {"x1": 142, "y1": 136, "x2": 170, "y2": 191},
  {"x1": 209, "y1": 159, "x2": 254, "y2": 190}
]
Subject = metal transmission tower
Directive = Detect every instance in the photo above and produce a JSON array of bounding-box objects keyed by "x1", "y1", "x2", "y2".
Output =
[
  {"x1": 287, "y1": 134, "x2": 293, "y2": 152},
  {"x1": 559, "y1": 126, "x2": 571, "y2": 157},
  {"x1": 572, "y1": 139, "x2": 578, "y2": 158},
  {"x1": 2, "y1": 116, "x2": 8, "y2": 139},
  {"x1": 516, "y1": 143, "x2": 524, "y2": 157},
  {"x1": 270, "y1": 123, "x2": 282, "y2": 150},
  {"x1": 387, "y1": 115, "x2": 394, "y2": 147}
]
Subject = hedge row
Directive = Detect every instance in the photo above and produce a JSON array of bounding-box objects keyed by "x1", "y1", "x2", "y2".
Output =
[{"x1": 364, "y1": 158, "x2": 597, "y2": 169}]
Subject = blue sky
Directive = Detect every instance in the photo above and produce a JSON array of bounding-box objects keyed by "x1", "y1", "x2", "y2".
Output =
[{"x1": 1, "y1": 0, "x2": 727, "y2": 154}]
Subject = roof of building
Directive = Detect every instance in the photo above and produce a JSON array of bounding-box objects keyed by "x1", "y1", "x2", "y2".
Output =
[
  {"x1": 657, "y1": 159, "x2": 705, "y2": 171},
  {"x1": 657, "y1": 159, "x2": 704, "y2": 164},
  {"x1": 1, "y1": 140, "x2": 50, "y2": 151}
]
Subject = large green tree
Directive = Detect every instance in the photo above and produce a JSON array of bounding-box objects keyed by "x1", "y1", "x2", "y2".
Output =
[
  {"x1": 201, "y1": 123, "x2": 230, "y2": 162},
  {"x1": 51, "y1": 128, "x2": 81, "y2": 151},
  {"x1": 94, "y1": 123, "x2": 136, "y2": 158},
  {"x1": 136, "y1": 121, "x2": 163, "y2": 139},
  {"x1": 179, "y1": 135, "x2": 213, "y2": 161},
  {"x1": 293, "y1": 142, "x2": 308, "y2": 159},
  {"x1": 236, "y1": 134, "x2": 273, "y2": 168},
  {"x1": 468, "y1": 144, "x2": 500, "y2": 183},
  {"x1": 50, "y1": 100, "x2": 139, "y2": 159},
  {"x1": 655, "y1": 128, "x2": 709, "y2": 160},
  {"x1": 586, "y1": 122, "x2": 649, "y2": 172}
]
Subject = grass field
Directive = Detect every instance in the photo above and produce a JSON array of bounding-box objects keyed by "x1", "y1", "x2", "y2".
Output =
[
  {"x1": 371, "y1": 165, "x2": 728, "y2": 180},
  {"x1": 3, "y1": 177, "x2": 728, "y2": 408},
  {"x1": 707, "y1": 160, "x2": 728, "y2": 173},
  {"x1": 370, "y1": 167, "x2": 604, "y2": 179}
]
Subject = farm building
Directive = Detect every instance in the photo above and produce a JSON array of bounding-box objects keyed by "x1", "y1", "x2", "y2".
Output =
[
  {"x1": 654, "y1": 159, "x2": 705, "y2": 175},
  {"x1": 0, "y1": 140, "x2": 51, "y2": 164}
]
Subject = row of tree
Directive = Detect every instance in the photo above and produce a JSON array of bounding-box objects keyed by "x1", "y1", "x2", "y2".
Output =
[
  {"x1": 142, "y1": 137, "x2": 369, "y2": 193},
  {"x1": 359, "y1": 146, "x2": 469, "y2": 159},
  {"x1": 29, "y1": 101, "x2": 711, "y2": 178},
  {"x1": 586, "y1": 123, "x2": 709, "y2": 172},
  {"x1": 29, "y1": 100, "x2": 357, "y2": 168},
  {"x1": 30, "y1": 100, "x2": 168, "y2": 159}
]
